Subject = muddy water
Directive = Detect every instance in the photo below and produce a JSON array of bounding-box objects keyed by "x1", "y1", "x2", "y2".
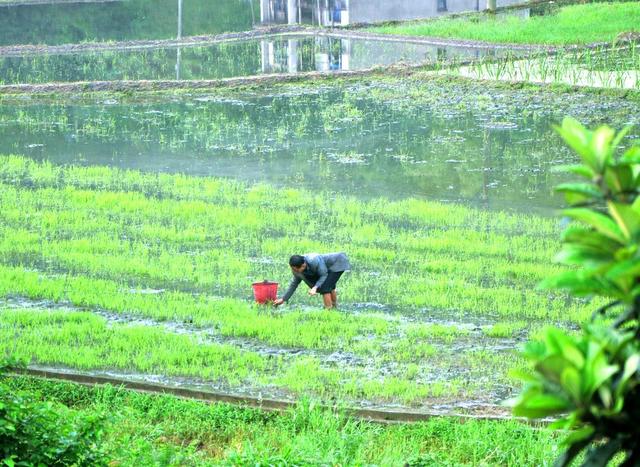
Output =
[{"x1": 2, "y1": 79, "x2": 638, "y2": 213}]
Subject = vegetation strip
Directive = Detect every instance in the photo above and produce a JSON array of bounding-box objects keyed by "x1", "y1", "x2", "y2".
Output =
[
  {"x1": 371, "y1": 3, "x2": 640, "y2": 46},
  {"x1": 9, "y1": 367, "x2": 532, "y2": 424},
  {"x1": 4, "y1": 375, "x2": 561, "y2": 465},
  {"x1": 0, "y1": 68, "x2": 416, "y2": 94},
  {"x1": 322, "y1": 30, "x2": 553, "y2": 51},
  {"x1": 0, "y1": 26, "x2": 308, "y2": 58}
]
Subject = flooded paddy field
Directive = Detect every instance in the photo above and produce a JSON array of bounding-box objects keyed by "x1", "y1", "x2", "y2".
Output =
[
  {"x1": 2, "y1": 74, "x2": 636, "y2": 411},
  {"x1": 5, "y1": 2, "x2": 640, "y2": 464},
  {"x1": 447, "y1": 43, "x2": 640, "y2": 90},
  {"x1": 0, "y1": 34, "x2": 513, "y2": 84},
  {"x1": 1, "y1": 77, "x2": 638, "y2": 212},
  {"x1": 2, "y1": 0, "x2": 639, "y2": 419},
  {"x1": 2, "y1": 296, "x2": 540, "y2": 410}
]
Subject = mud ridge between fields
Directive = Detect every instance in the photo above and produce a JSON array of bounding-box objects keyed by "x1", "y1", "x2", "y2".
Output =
[{"x1": 9, "y1": 366, "x2": 540, "y2": 424}]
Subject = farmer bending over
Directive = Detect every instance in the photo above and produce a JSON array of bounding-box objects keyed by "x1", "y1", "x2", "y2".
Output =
[{"x1": 274, "y1": 252, "x2": 351, "y2": 309}]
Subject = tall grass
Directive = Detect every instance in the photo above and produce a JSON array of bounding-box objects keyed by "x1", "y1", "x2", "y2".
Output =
[
  {"x1": 4, "y1": 376, "x2": 560, "y2": 466},
  {"x1": 372, "y1": 3, "x2": 640, "y2": 45}
]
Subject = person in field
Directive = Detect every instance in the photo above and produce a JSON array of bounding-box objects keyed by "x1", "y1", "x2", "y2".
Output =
[{"x1": 274, "y1": 252, "x2": 351, "y2": 309}]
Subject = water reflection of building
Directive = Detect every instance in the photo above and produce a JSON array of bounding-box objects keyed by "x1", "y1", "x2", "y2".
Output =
[
  {"x1": 260, "y1": 36, "x2": 495, "y2": 74},
  {"x1": 260, "y1": 0, "x2": 523, "y2": 26},
  {"x1": 260, "y1": 37, "x2": 349, "y2": 73}
]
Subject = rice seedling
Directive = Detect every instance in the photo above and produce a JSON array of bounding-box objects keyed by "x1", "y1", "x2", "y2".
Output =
[
  {"x1": 0, "y1": 155, "x2": 593, "y2": 324},
  {"x1": 1, "y1": 307, "x2": 489, "y2": 404},
  {"x1": 483, "y1": 321, "x2": 528, "y2": 338},
  {"x1": 445, "y1": 44, "x2": 640, "y2": 90},
  {"x1": 0, "y1": 151, "x2": 589, "y2": 406}
]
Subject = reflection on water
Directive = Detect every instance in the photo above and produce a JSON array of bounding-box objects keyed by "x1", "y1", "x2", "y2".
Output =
[
  {"x1": 0, "y1": 0, "x2": 259, "y2": 46},
  {"x1": 0, "y1": 35, "x2": 512, "y2": 84},
  {"x1": 260, "y1": 36, "x2": 504, "y2": 75},
  {"x1": 1, "y1": 80, "x2": 637, "y2": 213}
]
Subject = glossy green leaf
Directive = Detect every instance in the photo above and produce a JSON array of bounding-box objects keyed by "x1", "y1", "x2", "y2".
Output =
[
  {"x1": 591, "y1": 125, "x2": 615, "y2": 170},
  {"x1": 555, "y1": 245, "x2": 613, "y2": 266},
  {"x1": 620, "y1": 145, "x2": 640, "y2": 165},
  {"x1": 597, "y1": 385, "x2": 612, "y2": 409},
  {"x1": 561, "y1": 227, "x2": 620, "y2": 254},
  {"x1": 588, "y1": 358, "x2": 618, "y2": 398},
  {"x1": 536, "y1": 355, "x2": 573, "y2": 384},
  {"x1": 555, "y1": 118, "x2": 595, "y2": 170},
  {"x1": 561, "y1": 367, "x2": 582, "y2": 401},
  {"x1": 512, "y1": 393, "x2": 572, "y2": 418},
  {"x1": 608, "y1": 201, "x2": 640, "y2": 241},
  {"x1": 539, "y1": 271, "x2": 621, "y2": 298},
  {"x1": 604, "y1": 258, "x2": 640, "y2": 284},
  {"x1": 615, "y1": 353, "x2": 640, "y2": 399},
  {"x1": 604, "y1": 164, "x2": 635, "y2": 196},
  {"x1": 556, "y1": 183, "x2": 603, "y2": 204},
  {"x1": 551, "y1": 164, "x2": 595, "y2": 179},
  {"x1": 563, "y1": 208, "x2": 626, "y2": 244},
  {"x1": 562, "y1": 426, "x2": 595, "y2": 446}
]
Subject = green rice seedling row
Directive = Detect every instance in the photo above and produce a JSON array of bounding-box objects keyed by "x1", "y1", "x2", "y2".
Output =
[
  {"x1": 0, "y1": 156, "x2": 592, "y2": 322},
  {"x1": 2, "y1": 307, "x2": 513, "y2": 404},
  {"x1": 0, "y1": 154, "x2": 593, "y2": 407}
]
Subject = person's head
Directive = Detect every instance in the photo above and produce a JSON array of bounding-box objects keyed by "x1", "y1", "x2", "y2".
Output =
[{"x1": 289, "y1": 254, "x2": 306, "y2": 273}]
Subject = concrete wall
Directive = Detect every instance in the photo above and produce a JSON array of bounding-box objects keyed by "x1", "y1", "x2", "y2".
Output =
[
  {"x1": 349, "y1": 0, "x2": 522, "y2": 23},
  {"x1": 260, "y1": 0, "x2": 527, "y2": 26}
]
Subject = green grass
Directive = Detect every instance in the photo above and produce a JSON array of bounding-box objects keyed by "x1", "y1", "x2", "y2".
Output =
[
  {"x1": 3, "y1": 376, "x2": 560, "y2": 466},
  {"x1": 372, "y1": 3, "x2": 640, "y2": 45}
]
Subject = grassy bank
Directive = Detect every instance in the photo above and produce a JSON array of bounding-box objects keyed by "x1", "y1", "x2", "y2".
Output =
[
  {"x1": 3, "y1": 376, "x2": 559, "y2": 466},
  {"x1": 371, "y1": 3, "x2": 640, "y2": 45}
]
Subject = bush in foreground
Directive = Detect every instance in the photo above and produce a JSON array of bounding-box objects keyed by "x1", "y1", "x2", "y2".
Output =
[
  {"x1": 0, "y1": 360, "x2": 107, "y2": 467},
  {"x1": 513, "y1": 118, "x2": 640, "y2": 466}
]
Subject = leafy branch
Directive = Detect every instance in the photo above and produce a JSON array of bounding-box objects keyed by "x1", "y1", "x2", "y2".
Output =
[{"x1": 511, "y1": 118, "x2": 640, "y2": 467}]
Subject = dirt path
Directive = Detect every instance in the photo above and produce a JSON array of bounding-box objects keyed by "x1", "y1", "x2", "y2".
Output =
[
  {"x1": 0, "y1": 25, "x2": 559, "y2": 59},
  {"x1": 0, "y1": 65, "x2": 427, "y2": 94},
  {"x1": 0, "y1": 26, "x2": 307, "y2": 57}
]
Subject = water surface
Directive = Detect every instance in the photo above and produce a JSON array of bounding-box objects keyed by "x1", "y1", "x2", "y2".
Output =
[
  {"x1": 2, "y1": 79, "x2": 637, "y2": 213},
  {"x1": 0, "y1": 35, "x2": 513, "y2": 84},
  {"x1": 0, "y1": 0, "x2": 258, "y2": 46}
]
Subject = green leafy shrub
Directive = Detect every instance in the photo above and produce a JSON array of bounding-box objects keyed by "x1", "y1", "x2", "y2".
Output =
[
  {"x1": 0, "y1": 361, "x2": 107, "y2": 467},
  {"x1": 512, "y1": 118, "x2": 640, "y2": 466}
]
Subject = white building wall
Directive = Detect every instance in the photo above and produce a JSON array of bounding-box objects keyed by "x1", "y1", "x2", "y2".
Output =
[{"x1": 349, "y1": 0, "x2": 522, "y2": 23}]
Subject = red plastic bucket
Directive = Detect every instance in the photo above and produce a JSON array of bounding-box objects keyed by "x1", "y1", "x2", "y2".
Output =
[{"x1": 252, "y1": 280, "x2": 278, "y2": 304}]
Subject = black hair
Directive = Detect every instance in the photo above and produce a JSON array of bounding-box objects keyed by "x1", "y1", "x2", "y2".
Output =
[{"x1": 289, "y1": 255, "x2": 305, "y2": 267}]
